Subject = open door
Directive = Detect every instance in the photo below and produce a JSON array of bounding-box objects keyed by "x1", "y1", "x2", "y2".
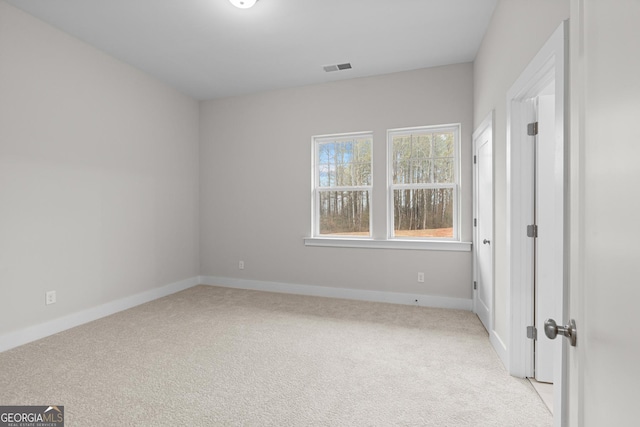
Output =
[{"x1": 534, "y1": 89, "x2": 561, "y2": 384}]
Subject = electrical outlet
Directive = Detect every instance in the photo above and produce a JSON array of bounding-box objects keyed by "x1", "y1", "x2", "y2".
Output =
[
  {"x1": 417, "y1": 272, "x2": 425, "y2": 283},
  {"x1": 238, "y1": 260, "x2": 245, "y2": 270},
  {"x1": 45, "y1": 290, "x2": 56, "y2": 305}
]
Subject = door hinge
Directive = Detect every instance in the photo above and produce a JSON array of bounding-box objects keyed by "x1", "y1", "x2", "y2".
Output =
[
  {"x1": 526, "y1": 326, "x2": 537, "y2": 340},
  {"x1": 474, "y1": 155, "x2": 477, "y2": 164},
  {"x1": 527, "y1": 224, "x2": 538, "y2": 238},
  {"x1": 527, "y1": 122, "x2": 539, "y2": 136},
  {"x1": 473, "y1": 281, "x2": 477, "y2": 290},
  {"x1": 474, "y1": 218, "x2": 477, "y2": 227}
]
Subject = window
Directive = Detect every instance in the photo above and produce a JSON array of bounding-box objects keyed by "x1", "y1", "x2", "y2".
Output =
[
  {"x1": 388, "y1": 125, "x2": 459, "y2": 240},
  {"x1": 312, "y1": 132, "x2": 372, "y2": 237},
  {"x1": 308, "y1": 125, "x2": 467, "y2": 251}
]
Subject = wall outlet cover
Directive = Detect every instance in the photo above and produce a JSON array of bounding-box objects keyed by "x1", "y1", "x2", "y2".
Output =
[{"x1": 45, "y1": 290, "x2": 57, "y2": 305}]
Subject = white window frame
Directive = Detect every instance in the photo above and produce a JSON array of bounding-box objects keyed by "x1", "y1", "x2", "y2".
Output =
[
  {"x1": 387, "y1": 124, "x2": 461, "y2": 241},
  {"x1": 305, "y1": 125, "x2": 470, "y2": 252},
  {"x1": 311, "y1": 131, "x2": 373, "y2": 239}
]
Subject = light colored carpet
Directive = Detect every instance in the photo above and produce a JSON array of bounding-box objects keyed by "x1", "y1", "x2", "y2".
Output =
[{"x1": 0, "y1": 285, "x2": 552, "y2": 426}]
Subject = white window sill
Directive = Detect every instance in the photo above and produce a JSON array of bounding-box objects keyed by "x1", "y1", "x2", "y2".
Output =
[{"x1": 304, "y1": 237, "x2": 472, "y2": 252}]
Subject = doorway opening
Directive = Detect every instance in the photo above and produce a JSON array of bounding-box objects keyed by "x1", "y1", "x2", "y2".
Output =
[{"x1": 506, "y1": 22, "x2": 567, "y2": 427}]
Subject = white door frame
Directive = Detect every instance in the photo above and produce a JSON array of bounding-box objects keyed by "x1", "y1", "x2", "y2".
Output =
[
  {"x1": 506, "y1": 21, "x2": 567, "y2": 426},
  {"x1": 472, "y1": 112, "x2": 494, "y2": 332}
]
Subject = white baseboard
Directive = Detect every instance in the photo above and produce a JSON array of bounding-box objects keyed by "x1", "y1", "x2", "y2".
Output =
[
  {"x1": 1, "y1": 276, "x2": 474, "y2": 354},
  {"x1": 490, "y1": 329, "x2": 509, "y2": 370},
  {"x1": 0, "y1": 277, "x2": 199, "y2": 353},
  {"x1": 199, "y1": 276, "x2": 473, "y2": 311}
]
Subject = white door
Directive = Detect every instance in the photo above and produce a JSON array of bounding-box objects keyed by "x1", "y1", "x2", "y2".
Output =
[
  {"x1": 534, "y1": 91, "x2": 561, "y2": 384},
  {"x1": 567, "y1": 1, "x2": 640, "y2": 425},
  {"x1": 517, "y1": 91, "x2": 561, "y2": 384},
  {"x1": 473, "y1": 114, "x2": 493, "y2": 333}
]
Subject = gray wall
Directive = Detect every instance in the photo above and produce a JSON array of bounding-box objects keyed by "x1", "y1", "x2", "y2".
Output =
[
  {"x1": 0, "y1": 2, "x2": 200, "y2": 336},
  {"x1": 200, "y1": 64, "x2": 474, "y2": 299},
  {"x1": 473, "y1": 0, "x2": 569, "y2": 344}
]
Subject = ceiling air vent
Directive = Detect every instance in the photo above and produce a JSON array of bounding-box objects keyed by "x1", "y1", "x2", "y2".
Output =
[{"x1": 323, "y1": 63, "x2": 352, "y2": 72}]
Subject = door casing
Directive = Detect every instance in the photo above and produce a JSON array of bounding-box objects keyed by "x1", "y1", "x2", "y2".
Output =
[{"x1": 506, "y1": 21, "x2": 568, "y2": 427}]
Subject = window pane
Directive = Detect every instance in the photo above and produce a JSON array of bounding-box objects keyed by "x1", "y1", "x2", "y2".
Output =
[
  {"x1": 319, "y1": 191, "x2": 370, "y2": 236},
  {"x1": 393, "y1": 188, "x2": 454, "y2": 238},
  {"x1": 434, "y1": 158, "x2": 454, "y2": 183},
  {"x1": 318, "y1": 138, "x2": 371, "y2": 188},
  {"x1": 433, "y1": 132, "x2": 454, "y2": 156},
  {"x1": 392, "y1": 132, "x2": 454, "y2": 184}
]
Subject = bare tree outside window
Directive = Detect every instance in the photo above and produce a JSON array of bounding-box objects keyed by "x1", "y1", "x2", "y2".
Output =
[
  {"x1": 389, "y1": 126, "x2": 459, "y2": 239},
  {"x1": 314, "y1": 134, "x2": 372, "y2": 236},
  {"x1": 312, "y1": 125, "x2": 459, "y2": 241}
]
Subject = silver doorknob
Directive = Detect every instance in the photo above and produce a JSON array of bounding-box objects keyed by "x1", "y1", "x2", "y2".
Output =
[
  {"x1": 544, "y1": 318, "x2": 577, "y2": 347},
  {"x1": 483, "y1": 239, "x2": 491, "y2": 245}
]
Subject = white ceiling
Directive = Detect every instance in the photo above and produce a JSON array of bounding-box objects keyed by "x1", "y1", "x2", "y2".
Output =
[{"x1": 7, "y1": 0, "x2": 497, "y2": 100}]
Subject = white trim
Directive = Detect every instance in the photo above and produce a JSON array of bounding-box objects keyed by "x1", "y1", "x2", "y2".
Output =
[
  {"x1": 490, "y1": 330, "x2": 509, "y2": 368},
  {"x1": 0, "y1": 277, "x2": 200, "y2": 353},
  {"x1": 473, "y1": 113, "x2": 494, "y2": 142},
  {"x1": 311, "y1": 131, "x2": 374, "y2": 238},
  {"x1": 313, "y1": 130, "x2": 373, "y2": 143},
  {"x1": 304, "y1": 237, "x2": 471, "y2": 251},
  {"x1": 507, "y1": 22, "x2": 566, "y2": 379},
  {"x1": 199, "y1": 276, "x2": 473, "y2": 311}
]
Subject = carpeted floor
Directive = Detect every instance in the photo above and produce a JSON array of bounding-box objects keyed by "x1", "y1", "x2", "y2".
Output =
[{"x1": 0, "y1": 285, "x2": 552, "y2": 426}]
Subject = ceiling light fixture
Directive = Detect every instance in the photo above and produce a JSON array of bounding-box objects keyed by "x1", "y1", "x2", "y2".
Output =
[{"x1": 229, "y1": 0, "x2": 258, "y2": 9}]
